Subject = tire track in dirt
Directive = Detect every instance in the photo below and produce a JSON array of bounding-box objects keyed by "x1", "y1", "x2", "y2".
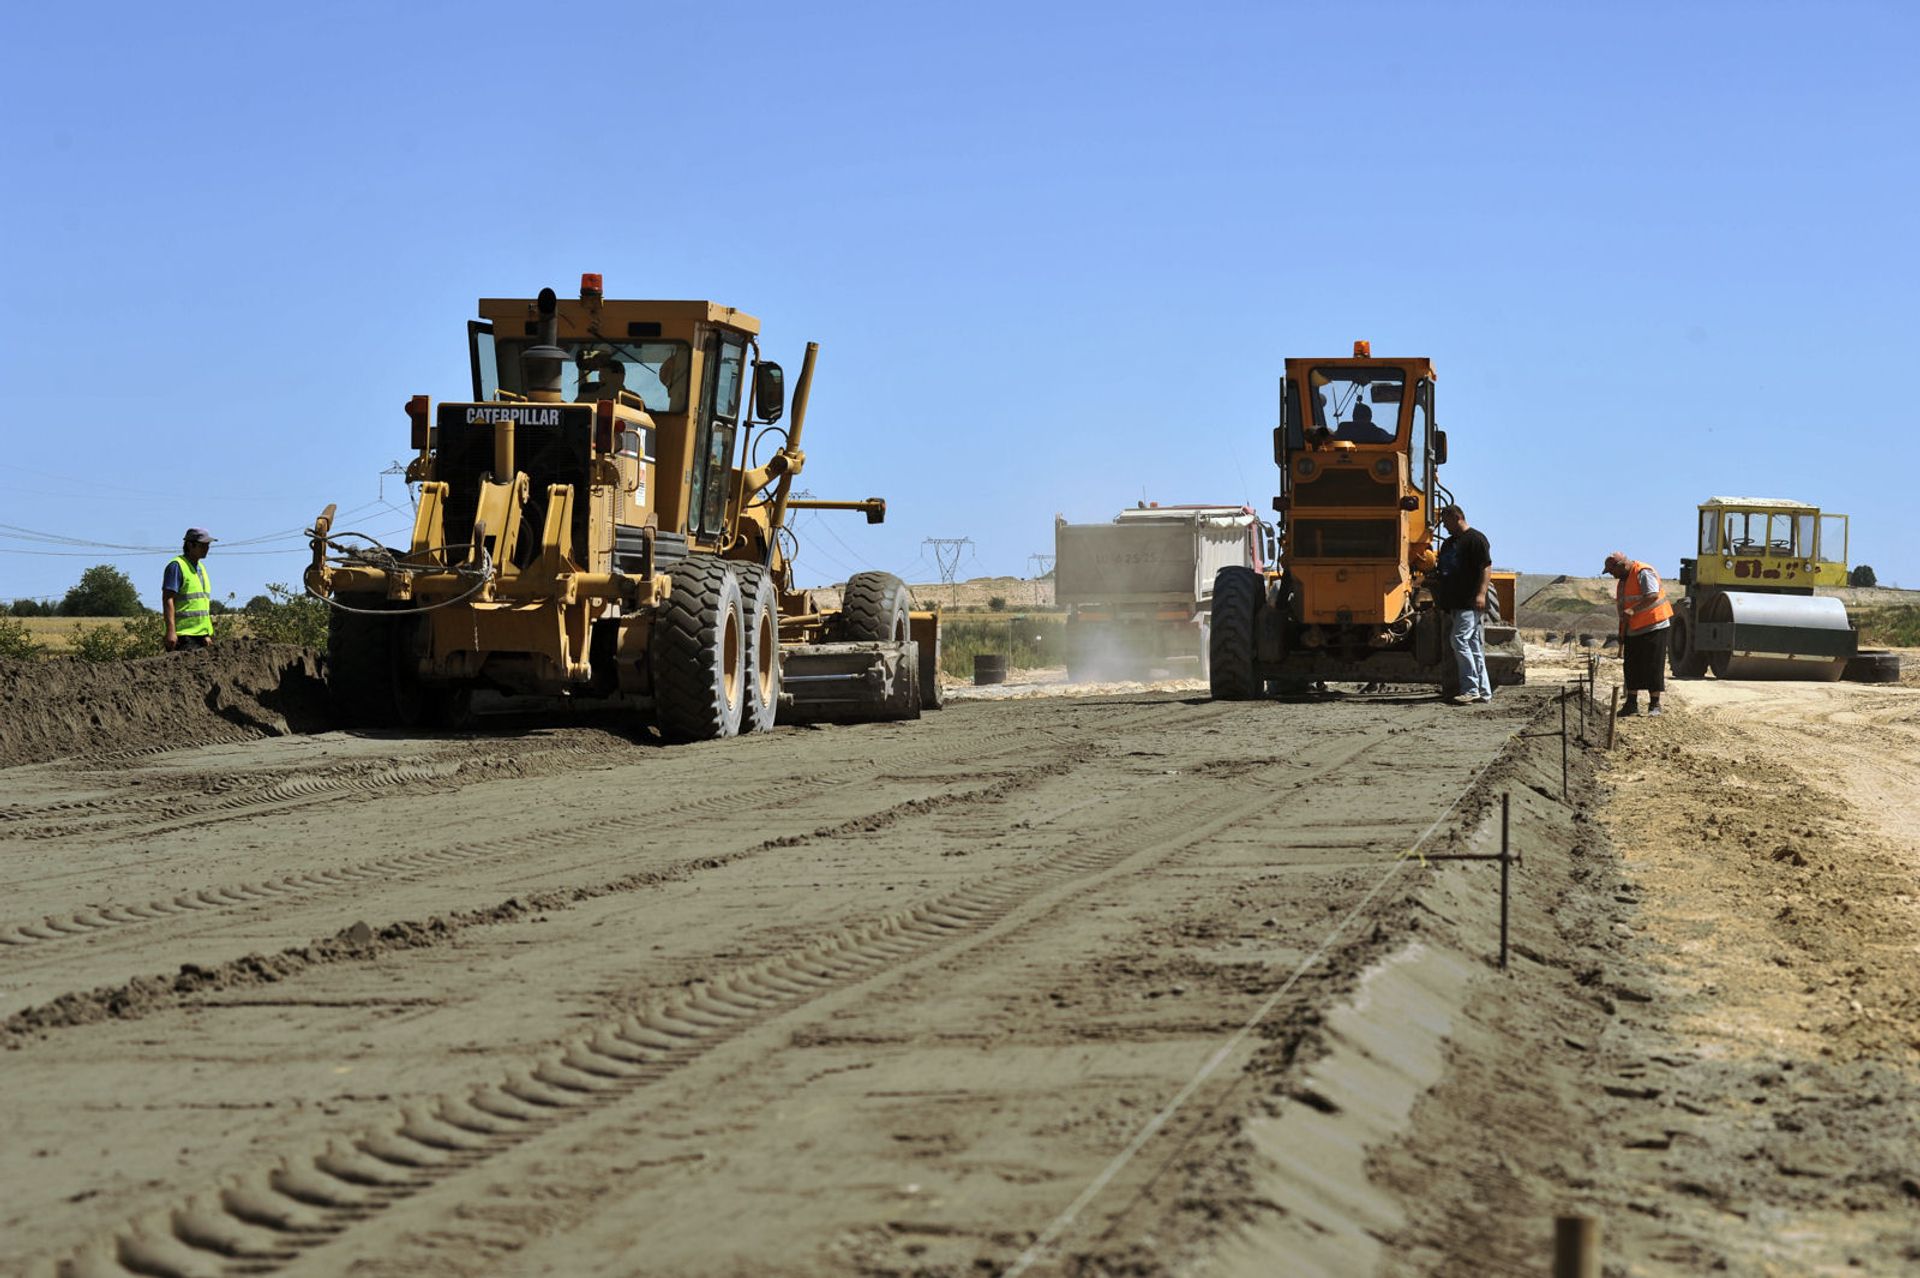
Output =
[
  {"x1": 0, "y1": 729, "x2": 1053, "y2": 960},
  {"x1": 0, "y1": 732, "x2": 641, "y2": 845},
  {"x1": 32, "y1": 713, "x2": 1390, "y2": 1278},
  {"x1": 0, "y1": 734, "x2": 1105, "y2": 1039},
  {"x1": 0, "y1": 704, "x2": 1213, "y2": 958}
]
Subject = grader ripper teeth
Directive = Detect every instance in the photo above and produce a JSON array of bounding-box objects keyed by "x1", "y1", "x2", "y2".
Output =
[{"x1": 305, "y1": 275, "x2": 940, "y2": 740}]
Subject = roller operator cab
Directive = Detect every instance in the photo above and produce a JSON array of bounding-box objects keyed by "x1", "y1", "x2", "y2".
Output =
[
  {"x1": 306, "y1": 275, "x2": 940, "y2": 741},
  {"x1": 1207, "y1": 342, "x2": 1523, "y2": 698}
]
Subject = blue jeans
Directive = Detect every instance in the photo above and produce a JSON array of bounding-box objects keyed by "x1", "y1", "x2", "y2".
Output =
[{"x1": 1448, "y1": 609, "x2": 1490, "y2": 698}]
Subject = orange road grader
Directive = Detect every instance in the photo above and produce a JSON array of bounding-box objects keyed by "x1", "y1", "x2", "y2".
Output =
[
  {"x1": 1208, "y1": 343, "x2": 1524, "y2": 697},
  {"x1": 305, "y1": 275, "x2": 940, "y2": 740}
]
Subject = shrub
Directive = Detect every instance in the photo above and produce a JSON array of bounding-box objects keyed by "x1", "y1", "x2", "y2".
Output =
[
  {"x1": 68, "y1": 622, "x2": 145, "y2": 662},
  {"x1": 66, "y1": 611, "x2": 237, "y2": 661},
  {"x1": 243, "y1": 583, "x2": 330, "y2": 647},
  {"x1": 987, "y1": 596, "x2": 1007, "y2": 612},
  {"x1": 939, "y1": 615, "x2": 1067, "y2": 677},
  {"x1": 1850, "y1": 565, "x2": 1877, "y2": 588},
  {"x1": 0, "y1": 615, "x2": 43, "y2": 659},
  {"x1": 1858, "y1": 606, "x2": 1920, "y2": 648}
]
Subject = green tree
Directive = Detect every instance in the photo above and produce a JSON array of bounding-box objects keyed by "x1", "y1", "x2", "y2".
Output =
[
  {"x1": 1849, "y1": 565, "x2": 1877, "y2": 587},
  {"x1": 9, "y1": 598, "x2": 52, "y2": 617},
  {"x1": 59, "y1": 564, "x2": 144, "y2": 617}
]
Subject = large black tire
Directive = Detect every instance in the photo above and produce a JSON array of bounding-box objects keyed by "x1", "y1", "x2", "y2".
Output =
[
  {"x1": 842, "y1": 571, "x2": 911, "y2": 643},
  {"x1": 1208, "y1": 567, "x2": 1263, "y2": 700},
  {"x1": 1669, "y1": 612, "x2": 1709, "y2": 678},
  {"x1": 740, "y1": 564, "x2": 781, "y2": 734},
  {"x1": 654, "y1": 558, "x2": 747, "y2": 742},
  {"x1": 1843, "y1": 649, "x2": 1902, "y2": 684},
  {"x1": 327, "y1": 595, "x2": 429, "y2": 729}
]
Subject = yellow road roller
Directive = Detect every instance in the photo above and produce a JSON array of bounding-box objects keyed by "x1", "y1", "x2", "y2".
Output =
[{"x1": 1670, "y1": 497, "x2": 1858, "y2": 681}]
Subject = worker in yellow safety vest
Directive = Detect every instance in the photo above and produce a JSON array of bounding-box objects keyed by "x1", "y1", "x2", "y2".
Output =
[
  {"x1": 163, "y1": 528, "x2": 216, "y2": 651},
  {"x1": 1604, "y1": 551, "x2": 1672, "y2": 716}
]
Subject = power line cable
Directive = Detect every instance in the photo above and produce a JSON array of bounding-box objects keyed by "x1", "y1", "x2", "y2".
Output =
[{"x1": 0, "y1": 500, "x2": 390, "y2": 557}]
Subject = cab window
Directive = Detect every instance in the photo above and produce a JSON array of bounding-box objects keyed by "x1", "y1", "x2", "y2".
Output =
[
  {"x1": 1818, "y1": 514, "x2": 1847, "y2": 564},
  {"x1": 1307, "y1": 365, "x2": 1404, "y2": 442},
  {"x1": 493, "y1": 338, "x2": 690, "y2": 413},
  {"x1": 690, "y1": 334, "x2": 747, "y2": 538},
  {"x1": 1410, "y1": 379, "x2": 1432, "y2": 490}
]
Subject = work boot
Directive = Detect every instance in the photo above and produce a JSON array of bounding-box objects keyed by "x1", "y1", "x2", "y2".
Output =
[{"x1": 1618, "y1": 699, "x2": 1640, "y2": 717}]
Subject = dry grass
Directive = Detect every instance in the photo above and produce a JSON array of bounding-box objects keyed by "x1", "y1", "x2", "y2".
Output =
[
  {"x1": 6, "y1": 615, "x2": 263, "y2": 655},
  {"x1": 12, "y1": 617, "x2": 94, "y2": 654}
]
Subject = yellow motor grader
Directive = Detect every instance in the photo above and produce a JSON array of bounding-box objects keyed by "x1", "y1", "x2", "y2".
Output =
[
  {"x1": 305, "y1": 275, "x2": 940, "y2": 740},
  {"x1": 1208, "y1": 342, "x2": 1523, "y2": 697}
]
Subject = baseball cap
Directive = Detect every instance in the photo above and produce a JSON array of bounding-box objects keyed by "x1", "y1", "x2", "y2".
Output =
[{"x1": 184, "y1": 527, "x2": 215, "y2": 544}]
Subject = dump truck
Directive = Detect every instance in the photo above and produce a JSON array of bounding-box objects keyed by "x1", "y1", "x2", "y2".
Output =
[
  {"x1": 1668, "y1": 496, "x2": 1878, "y2": 681},
  {"x1": 305, "y1": 275, "x2": 940, "y2": 739},
  {"x1": 1054, "y1": 505, "x2": 1269, "y2": 680},
  {"x1": 1207, "y1": 342, "x2": 1524, "y2": 697}
]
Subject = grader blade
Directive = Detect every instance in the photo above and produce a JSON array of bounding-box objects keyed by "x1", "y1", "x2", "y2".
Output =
[{"x1": 779, "y1": 642, "x2": 921, "y2": 724}]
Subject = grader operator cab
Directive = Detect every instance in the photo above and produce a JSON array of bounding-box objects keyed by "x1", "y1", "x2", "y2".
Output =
[
  {"x1": 1208, "y1": 343, "x2": 1524, "y2": 697},
  {"x1": 306, "y1": 275, "x2": 940, "y2": 740},
  {"x1": 1668, "y1": 497, "x2": 1859, "y2": 681}
]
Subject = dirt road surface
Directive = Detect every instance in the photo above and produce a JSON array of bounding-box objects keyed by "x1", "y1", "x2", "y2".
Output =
[{"x1": 4, "y1": 647, "x2": 1917, "y2": 1276}]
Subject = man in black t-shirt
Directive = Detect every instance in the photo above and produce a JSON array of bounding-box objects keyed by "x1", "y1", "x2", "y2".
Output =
[{"x1": 1434, "y1": 505, "x2": 1492, "y2": 703}]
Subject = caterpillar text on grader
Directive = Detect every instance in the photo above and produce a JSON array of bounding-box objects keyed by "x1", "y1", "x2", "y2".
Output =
[
  {"x1": 1208, "y1": 343, "x2": 1524, "y2": 697},
  {"x1": 305, "y1": 275, "x2": 941, "y2": 740}
]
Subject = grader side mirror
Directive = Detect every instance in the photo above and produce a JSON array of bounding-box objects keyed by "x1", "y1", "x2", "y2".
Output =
[
  {"x1": 754, "y1": 361, "x2": 785, "y2": 423},
  {"x1": 1433, "y1": 429, "x2": 1448, "y2": 465}
]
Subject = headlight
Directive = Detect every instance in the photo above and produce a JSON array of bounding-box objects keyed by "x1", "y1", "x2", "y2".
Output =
[
  {"x1": 1373, "y1": 457, "x2": 1394, "y2": 477},
  {"x1": 1297, "y1": 457, "x2": 1317, "y2": 479}
]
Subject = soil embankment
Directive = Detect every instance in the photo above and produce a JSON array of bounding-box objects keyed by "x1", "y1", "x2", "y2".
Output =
[{"x1": 0, "y1": 641, "x2": 327, "y2": 768}]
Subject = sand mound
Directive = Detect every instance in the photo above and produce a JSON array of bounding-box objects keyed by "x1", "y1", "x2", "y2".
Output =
[{"x1": 0, "y1": 640, "x2": 327, "y2": 768}]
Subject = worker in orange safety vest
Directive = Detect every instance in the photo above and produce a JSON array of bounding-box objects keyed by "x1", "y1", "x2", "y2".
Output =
[{"x1": 1604, "y1": 551, "x2": 1672, "y2": 716}]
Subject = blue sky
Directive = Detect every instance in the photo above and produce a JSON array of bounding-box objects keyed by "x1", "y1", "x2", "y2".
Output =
[{"x1": 4, "y1": 0, "x2": 1916, "y2": 607}]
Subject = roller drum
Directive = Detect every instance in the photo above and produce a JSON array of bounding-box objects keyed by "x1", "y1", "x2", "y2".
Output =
[{"x1": 1698, "y1": 590, "x2": 1852, "y2": 682}]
